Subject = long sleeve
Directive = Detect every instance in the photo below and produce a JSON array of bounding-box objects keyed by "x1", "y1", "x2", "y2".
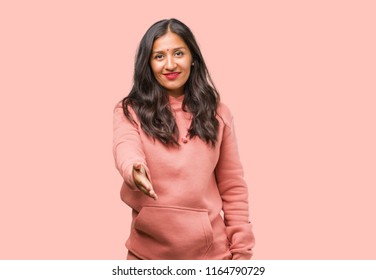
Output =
[
  {"x1": 215, "y1": 108, "x2": 255, "y2": 260},
  {"x1": 112, "y1": 102, "x2": 151, "y2": 190}
]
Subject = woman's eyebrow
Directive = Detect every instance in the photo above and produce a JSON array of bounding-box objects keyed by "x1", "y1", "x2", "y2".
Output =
[{"x1": 152, "y1": 47, "x2": 186, "y2": 54}]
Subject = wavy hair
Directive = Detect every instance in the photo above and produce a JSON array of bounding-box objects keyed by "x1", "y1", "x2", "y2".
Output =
[{"x1": 122, "y1": 18, "x2": 220, "y2": 147}]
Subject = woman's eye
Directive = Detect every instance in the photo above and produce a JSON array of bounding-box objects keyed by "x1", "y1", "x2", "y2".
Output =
[
  {"x1": 175, "y1": 51, "x2": 184, "y2": 57},
  {"x1": 154, "y1": 54, "x2": 164, "y2": 60}
]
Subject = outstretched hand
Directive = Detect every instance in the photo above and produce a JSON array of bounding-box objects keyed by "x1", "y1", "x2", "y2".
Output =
[{"x1": 132, "y1": 163, "x2": 158, "y2": 200}]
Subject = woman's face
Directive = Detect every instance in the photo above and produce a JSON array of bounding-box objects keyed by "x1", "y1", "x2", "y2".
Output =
[{"x1": 150, "y1": 31, "x2": 193, "y2": 97}]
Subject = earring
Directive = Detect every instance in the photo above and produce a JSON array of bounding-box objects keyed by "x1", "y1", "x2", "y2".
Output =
[{"x1": 191, "y1": 62, "x2": 195, "y2": 66}]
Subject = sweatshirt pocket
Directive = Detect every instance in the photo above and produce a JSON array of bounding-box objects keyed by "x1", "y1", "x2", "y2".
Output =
[{"x1": 129, "y1": 205, "x2": 213, "y2": 260}]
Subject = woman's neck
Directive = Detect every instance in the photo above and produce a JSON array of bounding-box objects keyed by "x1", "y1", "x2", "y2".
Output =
[{"x1": 167, "y1": 89, "x2": 184, "y2": 98}]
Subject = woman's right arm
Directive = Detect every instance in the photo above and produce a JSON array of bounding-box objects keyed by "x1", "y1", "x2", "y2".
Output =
[{"x1": 112, "y1": 103, "x2": 157, "y2": 199}]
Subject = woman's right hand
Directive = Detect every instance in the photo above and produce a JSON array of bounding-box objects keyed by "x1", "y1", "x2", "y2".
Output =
[{"x1": 132, "y1": 163, "x2": 158, "y2": 200}]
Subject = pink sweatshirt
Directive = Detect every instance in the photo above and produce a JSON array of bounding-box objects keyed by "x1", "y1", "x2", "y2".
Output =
[{"x1": 113, "y1": 94, "x2": 255, "y2": 260}]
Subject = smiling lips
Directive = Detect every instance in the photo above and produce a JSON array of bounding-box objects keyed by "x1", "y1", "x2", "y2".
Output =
[{"x1": 163, "y1": 72, "x2": 180, "y2": 80}]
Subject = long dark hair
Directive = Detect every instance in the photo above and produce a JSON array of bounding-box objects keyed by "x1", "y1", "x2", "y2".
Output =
[{"x1": 122, "y1": 18, "x2": 220, "y2": 147}]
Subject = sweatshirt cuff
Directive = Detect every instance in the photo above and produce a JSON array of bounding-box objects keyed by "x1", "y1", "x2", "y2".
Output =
[
  {"x1": 123, "y1": 162, "x2": 151, "y2": 191},
  {"x1": 226, "y1": 222, "x2": 255, "y2": 260},
  {"x1": 232, "y1": 250, "x2": 253, "y2": 260}
]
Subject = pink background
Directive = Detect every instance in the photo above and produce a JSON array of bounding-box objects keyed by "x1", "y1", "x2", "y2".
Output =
[{"x1": 1, "y1": 0, "x2": 375, "y2": 259}]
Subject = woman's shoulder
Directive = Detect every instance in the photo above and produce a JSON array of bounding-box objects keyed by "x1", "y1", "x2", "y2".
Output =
[
  {"x1": 113, "y1": 100, "x2": 130, "y2": 111},
  {"x1": 113, "y1": 100, "x2": 122, "y2": 110},
  {"x1": 113, "y1": 100, "x2": 140, "y2": 125},
  {"x1": 113, "y1": 100, "x2": 137, "y2": 115},
  {"x1": 216, "y1": 101, "x2": 233, "y2": 128}
]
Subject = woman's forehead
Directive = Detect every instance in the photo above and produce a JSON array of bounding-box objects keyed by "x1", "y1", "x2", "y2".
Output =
[{"x1": 152, "y1": 32, "x2": 188, "y2": 51}]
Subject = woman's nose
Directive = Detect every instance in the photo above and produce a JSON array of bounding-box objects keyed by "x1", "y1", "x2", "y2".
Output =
[{"x1": 165, "y1": 55, "x2": 176, "y2": 71}]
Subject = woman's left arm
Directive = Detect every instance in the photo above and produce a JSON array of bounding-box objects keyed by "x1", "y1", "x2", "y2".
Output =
[{"x1": 215, "y1": 106, "x2": 255, "y2": 260}]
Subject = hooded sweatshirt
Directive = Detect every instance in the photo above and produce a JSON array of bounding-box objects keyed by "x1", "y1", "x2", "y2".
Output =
[{"x1": 113, "y1": 94, "x2": 255, "y2": 260}]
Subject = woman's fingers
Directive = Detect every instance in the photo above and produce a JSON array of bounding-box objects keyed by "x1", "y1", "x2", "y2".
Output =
[{"x1": 132, "y1": 163, "x2": 158, "y2": 200}]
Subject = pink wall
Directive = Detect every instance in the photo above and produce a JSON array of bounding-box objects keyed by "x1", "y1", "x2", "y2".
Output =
[{"x1": 1, "y1": 0, "x2": 375, "y2": 259}]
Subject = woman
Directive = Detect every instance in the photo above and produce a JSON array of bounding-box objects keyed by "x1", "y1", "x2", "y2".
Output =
[{"x1": 113, "y1": 18, "x2": 255, "y2": 260}]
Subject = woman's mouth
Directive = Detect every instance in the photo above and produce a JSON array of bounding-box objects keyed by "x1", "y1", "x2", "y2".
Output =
[{"x1": 163, "y1": 72, "x2": 180, "y2": 80}]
